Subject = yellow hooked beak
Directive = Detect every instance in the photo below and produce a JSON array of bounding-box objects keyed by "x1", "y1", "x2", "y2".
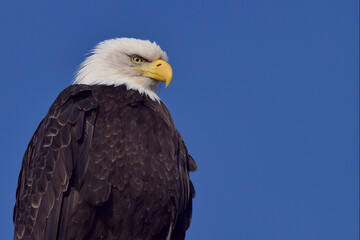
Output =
[{"x1": 132, "y1": 60, "x2": 173, "y2": 88}]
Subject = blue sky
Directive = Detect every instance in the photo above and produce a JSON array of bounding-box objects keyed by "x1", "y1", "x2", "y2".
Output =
[{"x1": 0, "y1": 1, "x2": 358, "y2": 239}]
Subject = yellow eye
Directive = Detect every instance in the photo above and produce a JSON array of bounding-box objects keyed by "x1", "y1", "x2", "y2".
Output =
[{"x1": 131, "y1": 56, "x2": 142, "y2": 64}]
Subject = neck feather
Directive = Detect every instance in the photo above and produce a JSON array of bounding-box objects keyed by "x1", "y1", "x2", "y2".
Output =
[{"x1": 73, "y1": 60, "x2": 161, "y2": 102}]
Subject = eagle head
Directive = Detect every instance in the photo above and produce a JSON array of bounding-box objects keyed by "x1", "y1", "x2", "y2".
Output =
[{"x1": 74, "y1": 38, "x2": 172, "y2": 101}]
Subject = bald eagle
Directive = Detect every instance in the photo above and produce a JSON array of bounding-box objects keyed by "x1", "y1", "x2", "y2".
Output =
[{"x1": 14, "y1": 38, "x2": 196, "y2": 240}]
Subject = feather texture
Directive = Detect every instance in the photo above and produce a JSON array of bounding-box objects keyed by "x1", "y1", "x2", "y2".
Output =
[{"x1": 14, "y1": 84, "x2": 196, "y2": 240}]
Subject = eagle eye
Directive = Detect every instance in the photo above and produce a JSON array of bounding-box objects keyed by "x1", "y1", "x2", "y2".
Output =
[{"x1": 131, "y1": 55, "x2": 143, "y2": 64}]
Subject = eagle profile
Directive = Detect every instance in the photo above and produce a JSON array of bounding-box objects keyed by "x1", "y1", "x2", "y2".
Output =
[{"x1": 13, "y1": 38, "x2": 197, "y2": 240}]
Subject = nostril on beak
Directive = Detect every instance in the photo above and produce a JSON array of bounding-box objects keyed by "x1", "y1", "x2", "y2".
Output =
[{"x1": 156, "y1": 63, "x2": 162, "y2": 67}]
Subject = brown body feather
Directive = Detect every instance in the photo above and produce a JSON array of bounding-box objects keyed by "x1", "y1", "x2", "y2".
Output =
[{"x1": 14, "y1": 85, "x2": 196, "y2": 240}]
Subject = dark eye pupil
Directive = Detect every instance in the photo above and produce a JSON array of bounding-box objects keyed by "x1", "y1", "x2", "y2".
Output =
[{"x1": 132, "y1": 56, "x2": 142, "y2": 63}]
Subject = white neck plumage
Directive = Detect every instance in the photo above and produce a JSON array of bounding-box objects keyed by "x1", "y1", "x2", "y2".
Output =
[{"x1": 73, "y1": 57, "x2": 161, "y2": 102}]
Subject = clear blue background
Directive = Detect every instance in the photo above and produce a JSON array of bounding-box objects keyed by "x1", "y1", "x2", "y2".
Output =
[{"x1": 0, "y1": 1, "x2": 358, "y2": 239}]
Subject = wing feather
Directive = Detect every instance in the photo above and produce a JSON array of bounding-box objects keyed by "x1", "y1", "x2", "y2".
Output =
[{"x1": 13, "y1": 85, "x2": 98, "y2": 240}]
